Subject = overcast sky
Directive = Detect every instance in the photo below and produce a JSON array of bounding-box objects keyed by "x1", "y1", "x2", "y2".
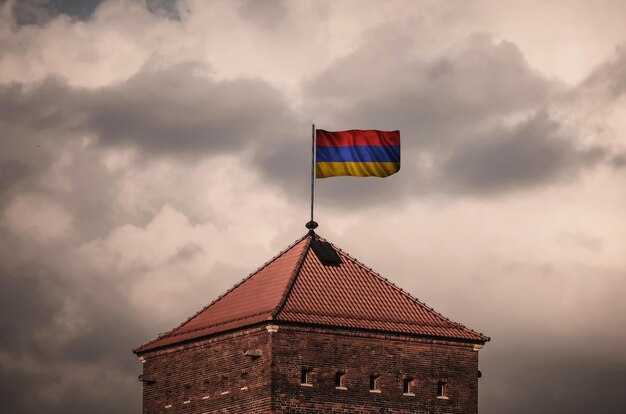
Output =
[{"x1": 1, "y1": 0, "x2": 625, "y2": 413}]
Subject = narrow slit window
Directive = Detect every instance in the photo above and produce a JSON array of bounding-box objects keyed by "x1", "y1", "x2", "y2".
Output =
[
  {"x1": 369, "y1": 374, "x2": 380, "y2": 392},
  {"x1": 335, "y1": 371, "x2": 346, "y2": 389},
  {"x1": 437, "y1": 380, "x2": 447, "y2": 399},
  {"x1": 301, "y1": 367, "x2": 312, "y2": 386},
  {"x1": 403, "y1": 376, "x2": 415, "y2": 395}
]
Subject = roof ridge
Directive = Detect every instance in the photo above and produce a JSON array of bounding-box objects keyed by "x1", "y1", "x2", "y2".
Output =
[
  {"x1": 133, "y1": 233, "x2": 310, "y2": 353},
  {"x1": 322, "y1": 237, "x2": 490, "y2": 342},
  {"x1": 271, "y1": 233, "x2": 312, "y2": 318}
]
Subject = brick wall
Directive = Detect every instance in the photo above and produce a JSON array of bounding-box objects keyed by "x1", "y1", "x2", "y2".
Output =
[
  {"x1": 271, "y1": 325, "x2": 480, "y2": 414},
  {"x1": 139, "y1": 326, "x2": 273, "y2": 414},
  {"x1": 137, "y1": 324, "x2": 481, "y2": 414}
]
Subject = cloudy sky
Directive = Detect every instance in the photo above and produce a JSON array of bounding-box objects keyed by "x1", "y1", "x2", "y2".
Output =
[{"x1": 1, "y1": 0, "x2": 625, "y2": 412}]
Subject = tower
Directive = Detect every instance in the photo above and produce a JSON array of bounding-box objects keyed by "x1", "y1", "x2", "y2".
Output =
[{"x1": 133, "y1": 233, "x2": 489, "y2": 413}]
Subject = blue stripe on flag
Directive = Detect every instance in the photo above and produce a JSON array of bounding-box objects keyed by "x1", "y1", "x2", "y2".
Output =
[{"x1": 316, "y1": 145, "x2": 400, "y2": 163}]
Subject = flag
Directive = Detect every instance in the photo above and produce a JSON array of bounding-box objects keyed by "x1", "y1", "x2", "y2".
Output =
[{"x1": 315, "y1": 129, "x2": 400, "y2": 178}]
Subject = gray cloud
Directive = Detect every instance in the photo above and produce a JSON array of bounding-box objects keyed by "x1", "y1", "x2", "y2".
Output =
[
  {"x1": 1, "y1": 32, "x2": 613, "y2": 211},
  {"x1": 0, "y1": 62, "x2": 302, "y2": 246},
  {"x1": 0, "y1": 63, "x2": 295, "y2": 157},
  {"x1": 88, "y1": 63, "x2": 295, "y2": 155},
  {"x1": 0, "y1": 363, "x2": 139, "y2": 414},
  {"x1": 0, "y1": 265, "x2": 60, "y2": 355},
  {"x1": 258, "y1": 31, "x2": 608, "y2": 203},
  {"x1": 482, "y1": 348, "x2": 626, "y2": 414},
  {"x1": 238, "y1": 0, "x2": 287, "y2": 29},
  {"x1": 440, "y1": 112, "x2": 605, "y2": 194},
  {"x1": 146, "y1": 0, "x2": 180, "y2": 20},
  {"x1": 0, "y1": 255, "x2": 148, "y2": 413},
  {"x1": 306, "y1": 32, "x2": 552, "y2": 143},
  {"x1": 0, "y1": 257, "x2": 150, "y2": 362},
  {"x1": 611, "y1": 152, "x2": 626, "y2": 169},
  {"x1": 7, "y1": 0, "x2": 102, "y2": 25},
  {"x1": 0, "y1": 159, "x2": 28, "y2": 198},
  {"x1": 5, "y1": 0, "x2": 180, "y2": 25},
  {"x1": 580, "y1": 43, "x2": 626, "y2": 101}
]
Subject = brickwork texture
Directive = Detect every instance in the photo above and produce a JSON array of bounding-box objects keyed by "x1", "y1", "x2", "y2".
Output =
[{"x1": 138, "y1": 324, "x2": 480, "y2": 414}]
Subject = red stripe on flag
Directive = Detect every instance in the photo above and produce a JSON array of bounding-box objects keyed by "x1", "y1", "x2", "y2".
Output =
[{"x1": 316, "y1": 129, "x2": 400, "y2": 147}]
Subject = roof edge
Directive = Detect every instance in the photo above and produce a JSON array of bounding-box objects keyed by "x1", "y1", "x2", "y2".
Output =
[
  {"x1": 133, "y1": 321, "x2": 271, "y2": 356},
  {"x1": 136, "y1": 319, "x2": 488, "y2": 356},
  {"x1": 133, "y1": 233, "x2": 311, "y2": 355}
]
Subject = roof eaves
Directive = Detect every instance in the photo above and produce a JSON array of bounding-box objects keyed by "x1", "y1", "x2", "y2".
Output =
[
  {"x1": 133, "y1": 318, "x2": 271, "y2": 355},
  {"x1": 273, "y1": 318, "x2": 488, "y2": 344}
]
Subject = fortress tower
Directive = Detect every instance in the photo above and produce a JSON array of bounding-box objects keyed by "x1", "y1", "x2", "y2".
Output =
[{"x1": 133, "y1": 232, "x2": 489, "y2": 413}]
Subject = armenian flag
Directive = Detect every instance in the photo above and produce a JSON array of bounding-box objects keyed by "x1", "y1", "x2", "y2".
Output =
[{"x1": 315, "y1": 129, "x2": 400, "y2": 178}]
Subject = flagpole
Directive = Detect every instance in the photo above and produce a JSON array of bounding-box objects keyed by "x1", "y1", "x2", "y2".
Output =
[{"x1": 306, "y1": 123, "x2": 318, "y2": 233}]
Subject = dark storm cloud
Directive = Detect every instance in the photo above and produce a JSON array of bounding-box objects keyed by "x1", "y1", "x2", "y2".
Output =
[
  {"x1": 0, "y1": 256, "x2": 148, "y2": 413},
  {"x1": 0, "y1": 78, "x2": 78, "y2": 131},
  {"x1": 482, "y1": 348, "x2": 626, "y2": 414},
  {"x1": 7, "y1": 0, "x2": 102, "y2": 25},
  {"x1": 0, "y1": 159, "x2": 29, "y2": 197},
  {"x1": 87, "y1": 63, "x2": 294, "y2": 155},
  {"x1": 145, "y1": 0, "x2": 180, "y2": 20},
  {"x1": 1, "y1": 32, "x2": 611, "y2": 212},
  {"x1": 306, "y1": 32, "x2": 551, "y2": 143},
  {"x1": 0, "y1": 63, "x2": 296, "y2": 157},
  {"x1": 6, "y1": 0, "x2": 180, "y2": 25},
  {"x1": 0, "y1": 363, "x2": 138, "y2": 414},
  {"x1": 0, "y1": 368, "x2": 54, "y2": 414},
  {"x1": 440, "y1": 113, "x2": 606, "y2": 194},
  {"x1": 5, "y1": 0, "x2": 53, "y2": 25},
  {"x1": 0, "y1": 265, "x2": 60, "y2": 355},
  {"x1": 0, "y1": 258, "x2": 151, "y2": 364},
  {"x1": 258, "y1": 31, "x2": 608, "y2": 204}
]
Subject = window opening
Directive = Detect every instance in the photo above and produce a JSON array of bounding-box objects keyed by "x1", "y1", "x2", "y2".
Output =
[
  {"x1": 369, "y1": 374, "x2": 381, "y2": 392},
  {"x1": 335, "y1": 371, "x2": 346, "y2": 389},
  {"x1": 403, "y1": 376, "x2": 415, "y2": 395},
  {"x1": 301, "y1": 367, "x2": 313, "y2": 386},
  {"x1": 437, "y1": 380, "x2": 448, "y2": 399}
]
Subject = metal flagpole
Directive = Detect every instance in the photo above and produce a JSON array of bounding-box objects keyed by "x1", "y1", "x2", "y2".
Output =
[{"x1": 306, "y1": 124, "x2": 318, "y2": 233}]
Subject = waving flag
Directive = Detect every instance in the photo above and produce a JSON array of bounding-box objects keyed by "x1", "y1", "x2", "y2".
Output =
[{"x1": 316, "y1": 129, "x2": 400, "y2": 178}]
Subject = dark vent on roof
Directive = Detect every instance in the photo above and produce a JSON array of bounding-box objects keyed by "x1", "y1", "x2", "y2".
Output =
[{"x1": 311, "y1": 239, "x2": 342, "y2": 266}]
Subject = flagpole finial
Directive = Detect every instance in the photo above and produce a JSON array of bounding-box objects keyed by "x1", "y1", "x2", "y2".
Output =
[{"x1": 305, "y1": 220, "x2": 318, "y2": 234}]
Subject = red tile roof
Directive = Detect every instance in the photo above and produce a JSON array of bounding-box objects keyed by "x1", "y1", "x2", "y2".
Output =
[{"x1": 134, "y1": 233, "x2": 488, "y2": 354}]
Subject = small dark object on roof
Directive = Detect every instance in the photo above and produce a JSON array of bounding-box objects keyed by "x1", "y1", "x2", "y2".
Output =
[{"x1": 311, "y1": 239, "x2": 342, "y2": 266}]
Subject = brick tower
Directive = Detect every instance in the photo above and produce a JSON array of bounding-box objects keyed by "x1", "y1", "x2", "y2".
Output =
[{"x1": 133, "y1": 233, "x2": 489, "y2": 414}]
